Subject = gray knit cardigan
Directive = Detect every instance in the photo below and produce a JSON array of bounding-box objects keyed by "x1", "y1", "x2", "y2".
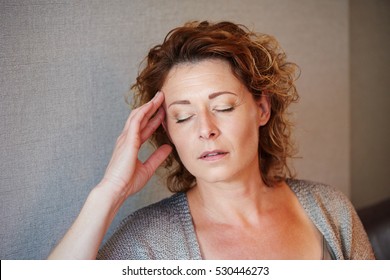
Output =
[{"x1": 97, "y1": 179, "x2": 375, "y2": 260}]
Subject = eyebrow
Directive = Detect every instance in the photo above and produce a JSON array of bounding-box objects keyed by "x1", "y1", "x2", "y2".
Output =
[{"x1": 167, "y1": 91, "x2": 237, "y2": 108}]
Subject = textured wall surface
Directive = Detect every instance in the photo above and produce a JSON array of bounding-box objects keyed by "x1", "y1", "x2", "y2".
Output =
[
  {"x1": 1, "y1": 0, "x2": 351, "y2": 259},
  {"x1": 350, "y1": 0, "x2": 390, "y2": 208}
]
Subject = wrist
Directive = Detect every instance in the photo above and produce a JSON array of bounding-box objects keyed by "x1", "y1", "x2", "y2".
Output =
[{"x1": 91, "y1": 179, "x2": 127, "y2": 215}]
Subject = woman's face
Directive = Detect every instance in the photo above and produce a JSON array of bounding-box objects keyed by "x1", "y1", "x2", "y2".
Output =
[{"x1": 162, "y1": 59, "x2": 270, "y2": 185}]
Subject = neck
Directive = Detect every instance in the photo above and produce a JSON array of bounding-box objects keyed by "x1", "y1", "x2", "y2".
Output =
[{"x1": 188, "y1": 169, "x2": 277, "y2": 226}]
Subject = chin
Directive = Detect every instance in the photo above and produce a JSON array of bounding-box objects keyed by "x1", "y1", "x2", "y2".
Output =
[{"x1": 193, "y1": 168, "x2": 240, "y2": 184}]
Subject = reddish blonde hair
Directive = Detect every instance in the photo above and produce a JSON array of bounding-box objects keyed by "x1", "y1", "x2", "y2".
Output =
[{"x1": 131, "y1": 21, "x2": 299, "y2": 192}]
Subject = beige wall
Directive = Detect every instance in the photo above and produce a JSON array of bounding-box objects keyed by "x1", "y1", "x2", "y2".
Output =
[{"x1": 350, "y1": 0, "x2": 390, "y2": 208}]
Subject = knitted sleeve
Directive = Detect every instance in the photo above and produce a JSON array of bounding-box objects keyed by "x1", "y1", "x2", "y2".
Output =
[{"x1": 96, "y1": 193, "x2": 201, "y2": 260}]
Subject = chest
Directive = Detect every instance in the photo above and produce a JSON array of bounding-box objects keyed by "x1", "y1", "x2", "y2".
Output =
[{"x1": 195, "y1": 210, "x2": 323, "y2": 259}]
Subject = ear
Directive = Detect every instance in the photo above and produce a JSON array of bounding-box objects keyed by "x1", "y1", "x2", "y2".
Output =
[{"x1": 256, "y1": 93, "x2": 271, "y2": 127}]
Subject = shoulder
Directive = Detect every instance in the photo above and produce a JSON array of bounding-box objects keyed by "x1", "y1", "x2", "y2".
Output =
[
  {"x1": 286, "y1": 178, "x2": 375, "y2": 259},
  {"x1": 286, "y1": 178, "x2": 356, "y2": 231},
  {"x1": 97, "y1": 193, "x2": 194, "y2": 259},
  {"x1": 122, "y1": 192, "x2": 188, "y2": 227},
  {"x1": 286, "y1": 178, "x2": 350, "y2": 211}
]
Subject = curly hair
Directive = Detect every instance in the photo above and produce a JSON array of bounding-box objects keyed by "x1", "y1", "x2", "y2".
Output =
[{"x1": 131, "y1": 21, "x2": 299, "y2": 192}]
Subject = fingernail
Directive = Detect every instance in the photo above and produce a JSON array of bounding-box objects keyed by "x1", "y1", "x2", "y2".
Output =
[{"x1": 154, "y1": 91, "x2": 161, "y2": 98}]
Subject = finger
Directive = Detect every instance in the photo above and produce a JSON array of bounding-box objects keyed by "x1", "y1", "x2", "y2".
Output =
[
  {"x1": 138, "y1": 91, "x2": 165, "y2": 131},
  {"x1": 140, "y1": 107, "x2": 165, "y2": 143},
  {"x1": 123, "y1": 101, "x2": 153, "y2": 133},
  {"x1": 122, "y1": 91, "x2": 163, "y2": 136},
  {"x1": 109, "y1": 105, "x2": 165, "y2": 168},
  {"x1": 140, "y1": 144, "x2": 172, "y2": 183},
  {"x1": 124, "y1": 105, "x2": 156, "y2": 149}
]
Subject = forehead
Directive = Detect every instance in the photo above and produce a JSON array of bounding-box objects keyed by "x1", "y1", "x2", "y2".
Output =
[{"x1": 162, "y1": 59, "x2": 245, "y2": 99}]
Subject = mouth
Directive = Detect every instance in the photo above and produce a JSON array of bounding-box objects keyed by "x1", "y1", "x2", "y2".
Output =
[{"x1": 198, "y1": 150, "x2": 228, "y2": 160}]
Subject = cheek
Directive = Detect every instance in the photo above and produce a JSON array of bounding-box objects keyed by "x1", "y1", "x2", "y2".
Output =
[
  {"x1": 234, "y1": 123, "x2": 259, "y2": 145},
  {"x1": 166, "y1": 125, "x2": 193, "y2": 158},
  {"x1": 227, "y1": 114, "x2": 260, "y2": 148},
  {"x1": 166, "y1": 122, "x2": 183, "y2": 146}
]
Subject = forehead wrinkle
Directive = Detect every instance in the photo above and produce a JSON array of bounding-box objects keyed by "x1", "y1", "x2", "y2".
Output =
[
  {"x1": 163, "y1": 60, "x2": 246, "y2": 110},
  {"x1": 167, "y1": 91, "x2": 240, "y2": 109},
  {"x1": 208, "y1": 91, "x2": 237, "y2": 99},
  {"x1": 167, "y1": 99, "x2": 191, "y2": 109}
]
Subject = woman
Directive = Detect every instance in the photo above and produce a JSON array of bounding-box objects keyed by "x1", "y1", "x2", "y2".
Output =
[{"x1": 48, "y1": 21, "x2": 374, "y2": 260}]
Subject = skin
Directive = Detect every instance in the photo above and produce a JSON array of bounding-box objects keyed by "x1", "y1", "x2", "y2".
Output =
[{"x1": 163, "y1": 59, "x2": 268, "y2": 187}]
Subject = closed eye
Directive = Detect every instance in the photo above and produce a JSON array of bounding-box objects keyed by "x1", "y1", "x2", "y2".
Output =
[
  {"x1": 175, "y1": 106, "x2": 235, "y2": 123},
  {"x1": 176, "y1": 115, "x2": 193, "y2": 123},
  {"x1": 215, "y1": 106, "x2": 235, "y2": 112}
]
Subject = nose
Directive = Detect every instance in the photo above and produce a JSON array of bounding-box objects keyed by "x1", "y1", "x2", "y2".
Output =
[{"x1": 198, "y1": 111, "x2": 220, "y2": 140}]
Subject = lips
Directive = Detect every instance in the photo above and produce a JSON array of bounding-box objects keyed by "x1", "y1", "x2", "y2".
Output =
[{"x1": 198, "y1": 150, "x2": 228, "y2": 159}]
